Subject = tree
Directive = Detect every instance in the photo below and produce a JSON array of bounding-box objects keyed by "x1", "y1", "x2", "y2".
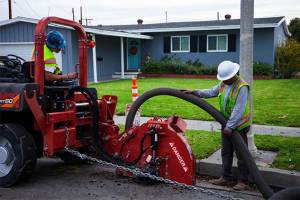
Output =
[
  {"x1": 289, "y1": 18, "x2": 300, "y2": 42},
  {"x1": 275, "y1": 39, "x2": 300, "y2": 78}
]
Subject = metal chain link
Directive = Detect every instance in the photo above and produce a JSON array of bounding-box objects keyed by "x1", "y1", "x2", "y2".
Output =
[{"x1": 64, "y1": 147, "x2": 243, "y2": 200}]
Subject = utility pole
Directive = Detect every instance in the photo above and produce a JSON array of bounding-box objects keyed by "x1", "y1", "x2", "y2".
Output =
[
  {"x1": 79, "y1": 6, "x2": 83, "y2": 24},
  {"x1": 165, "y1": 11, "x2": 168, "y2": 23},
  {"x1": 72, "y1": 8, "x2": 75, "y2": 21},
  {"x1": 217, "y1": 12, "x2": 220, "y2": 20},
  {"x1": 8, "y1": 0, "x2": 12, "y2": 19},
  {"x1": 240, "y1": 0, "x2": 257, "y2": 156},
  {"x1": 83, "y1": 18, "x2": 93, "y2": 26}
]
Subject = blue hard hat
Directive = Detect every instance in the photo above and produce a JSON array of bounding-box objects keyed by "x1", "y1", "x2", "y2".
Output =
[{"x1": 46, "y1": 31, "x2": 66, "y2": 49}]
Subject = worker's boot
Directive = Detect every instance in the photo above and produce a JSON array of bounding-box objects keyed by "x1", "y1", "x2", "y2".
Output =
[
  {"x1": 233, "y1": 181, "x2": 251, "y2": 191},
  {"x1": 208, "y1": 176, "x2": 234, "y2": 186}
]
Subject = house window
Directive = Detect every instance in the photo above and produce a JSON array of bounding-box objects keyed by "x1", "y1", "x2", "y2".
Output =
[
  {"x1": 207, "y1": 35, "x2": 228, "y2": 52},
  {"x1": 171, "y1": 36, "x2": 190, "y2": 52}
]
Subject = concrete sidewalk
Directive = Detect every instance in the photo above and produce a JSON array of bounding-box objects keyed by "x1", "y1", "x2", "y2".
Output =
[{"x1": 114, "y1": 116, "x2": 300, "y2": 137}]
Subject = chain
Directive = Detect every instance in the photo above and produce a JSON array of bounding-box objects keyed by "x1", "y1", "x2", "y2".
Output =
[
  {"x1": 64, "y1": 147, "x2": 243, "y2": 200},
  {"x1": 64, "y1": 127, "x2": 69, "y2": 147}
]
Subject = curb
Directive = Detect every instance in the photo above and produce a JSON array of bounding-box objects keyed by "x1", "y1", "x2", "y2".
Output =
[{"x1": 196, "y1": 160, "x2": 300, "y2": 189}]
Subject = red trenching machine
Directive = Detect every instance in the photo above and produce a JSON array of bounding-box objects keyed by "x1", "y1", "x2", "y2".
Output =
[{"x1": 0, "y1": 17, "x2": 196, "y2": 187}]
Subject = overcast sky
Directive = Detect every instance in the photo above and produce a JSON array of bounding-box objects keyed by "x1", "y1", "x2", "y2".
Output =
[{"x1": 0, "y1": 0, "x2": 299, "y2": 25}]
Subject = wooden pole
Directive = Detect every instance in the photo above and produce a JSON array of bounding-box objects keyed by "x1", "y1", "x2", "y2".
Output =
[
  {"x1": 72, "y1": 8, "x2": 75, "y2": 21},
  {"x1": 8, "y1": 0, "x2": 12, "y2": 19}
]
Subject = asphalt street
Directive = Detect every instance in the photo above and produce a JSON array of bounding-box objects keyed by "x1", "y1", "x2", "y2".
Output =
[{"x1": 0, "y1": 158, "x2": 263, "y2": 200}]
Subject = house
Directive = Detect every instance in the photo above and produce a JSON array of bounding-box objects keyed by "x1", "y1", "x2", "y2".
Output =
[
  {"x1": 0, "y1": 17, "x2": 152, "y2": 82},
  {"x1": 0, "y1": 16, "x2": 290, "y2": 82},
  {"x1": 103, "y1": 16, "x2": 290, "y2": 66}
]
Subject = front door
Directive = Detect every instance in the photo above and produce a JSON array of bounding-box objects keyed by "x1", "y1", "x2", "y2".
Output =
[{"x1": 127, "y1": 38, "x2": 141, "y2": 70}]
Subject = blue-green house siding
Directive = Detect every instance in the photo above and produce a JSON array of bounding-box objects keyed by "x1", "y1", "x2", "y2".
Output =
[
  {"x1": 0, "y1": 19, "x2": 289, "y2": 81},
  {"x1": 142, "y1": 27, "x2": 278, "y2": 65}
]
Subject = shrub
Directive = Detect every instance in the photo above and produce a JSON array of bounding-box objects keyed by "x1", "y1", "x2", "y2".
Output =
[
  {"x1": 142, "y1": 56, "x2": 216, "y2": 75},
  {"x1": 275, "y1": 39, "x2": 300, "y2": 78},
  {"x1": 253, "y1": 62, "x2": 273, "y2": 76}
]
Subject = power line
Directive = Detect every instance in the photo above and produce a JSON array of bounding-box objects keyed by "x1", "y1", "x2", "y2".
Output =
[
  {"x1": 14, "y1": 2, "x2": 33, "y2": 17},
  {"x1": 23, "y1": 0, "x2": 41, "y2": 17},
  {"x1": 47, "y1": 0, "x2": 72, "y2": 17}
]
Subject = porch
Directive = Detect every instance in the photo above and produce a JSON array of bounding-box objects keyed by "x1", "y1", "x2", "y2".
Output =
[{"x1": 84, "y1": 28, "x2": 152, "y2": 82}]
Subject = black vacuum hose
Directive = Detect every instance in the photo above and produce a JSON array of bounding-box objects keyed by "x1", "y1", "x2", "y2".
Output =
[
  {"x1": 268, "y1": 187, "x2": 300, "y2": 200},
  {"x1": 125, "y1": 88, "x2": 276, "y2": 199}
]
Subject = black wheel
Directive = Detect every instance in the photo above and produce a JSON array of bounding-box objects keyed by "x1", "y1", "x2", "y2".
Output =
[{"x1": 0, "y1": 124, "x2": 37, "y2": 187}]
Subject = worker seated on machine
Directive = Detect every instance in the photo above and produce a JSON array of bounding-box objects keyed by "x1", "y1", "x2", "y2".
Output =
[{"x1": 32, "y1": 31, "x2": 77, "y2": 85}]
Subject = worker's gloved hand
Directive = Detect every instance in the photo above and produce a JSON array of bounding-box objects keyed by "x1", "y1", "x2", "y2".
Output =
[
  {"x1": 67, "y1": 72, "x2": 78, "y2": 80},
  {"x1": 222, "y1": 127, "x2": 233, "y2": 136}
]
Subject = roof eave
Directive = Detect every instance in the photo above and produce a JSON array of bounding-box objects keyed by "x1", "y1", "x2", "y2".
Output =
[
  {"x1": 0, "y1": 17, "x2": 153, "y2": 39},
  {"x1": 84, "y1": 28, "x2": 153, "y2": 39},
  {"x1": 119, "y1": 23, "x2": 281, "y2": 33},
  {"x1": 277, "y1": 17, "x2": 291, "y2": 36}
]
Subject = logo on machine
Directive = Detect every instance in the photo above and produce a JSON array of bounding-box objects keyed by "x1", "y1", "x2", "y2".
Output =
[
  {"x1": 169, "y1": 142, "x2": 188, "y2": 172},
  {"x1": 0, "y1": 95, "x2": 20, "y2": 108},
  {"x1": 0, "y1": 99, "x2": 13, "y2": 104}
]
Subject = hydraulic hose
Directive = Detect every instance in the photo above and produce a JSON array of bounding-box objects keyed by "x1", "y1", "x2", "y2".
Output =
[
  {"x1": 66, "y1": 87, "x2": 122, "y2": 164},
  {"x1": 125, "y1": 88, "x2": 275, "y2": 199},
  {"x1": 66, "y1": 86, "x2": 147, "y2": 167}
]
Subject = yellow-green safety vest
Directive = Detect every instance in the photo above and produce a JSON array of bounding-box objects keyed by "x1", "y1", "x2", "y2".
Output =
[
  {"x1": 218, "y1": 77, "x2": 252, "y2": 131},
  {"x1": 32, "y1": 45, "x2": 62, "y2": 74}
]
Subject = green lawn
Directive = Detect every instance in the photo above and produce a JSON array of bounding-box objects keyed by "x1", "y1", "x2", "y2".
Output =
[
  {"x1": 186, "y1": 130, "x2": 300, "y2": 172},
  {"x1": 90, "y1": 78, "x2": 300, "y2": 127}
]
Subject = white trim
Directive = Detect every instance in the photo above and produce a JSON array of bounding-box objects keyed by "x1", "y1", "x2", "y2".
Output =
[
  {"x1": 120, "y1": 37, "x2": 125, "y2": 79},
  {"x1": 0, "y1": 17, "x2": 37, "y2": 27},
  {"x1": 170, "y1": 35, "x2": 190, "y2": 53},
  {"x1": 277, "y1": 17, "x2": 291, "y2": 36},
  {"x1": 0, "y1": 42, "x2": 34, "y2": 45},
  {"x1": 206, "y1": 34, "x2": 228, "y2": 52},
  {"x1": 92, "y1": 34, "x2": 98, "y2": 83},
  {"x1": 124, "y1": 23, "x2": 281, "y2": 33},
  {"x1": 0, "y1": 17, "x2": 153, "y2": 40},
  {"x1": 0, "y1": 17, "x2": 74, "y2": 30},
  {"x1": 85, "y1": 28, "x2": 153, "y2": 40},
  {"x1": 126, "y1": 38, "x2": 129, "y2": 71}
]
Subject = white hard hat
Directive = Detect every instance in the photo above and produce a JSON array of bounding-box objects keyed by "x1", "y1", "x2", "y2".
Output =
[{"x1": 217, "y1": 61, "x2": 240, "y2": 81}]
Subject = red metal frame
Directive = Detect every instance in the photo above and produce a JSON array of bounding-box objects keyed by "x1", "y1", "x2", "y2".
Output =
[
  {"x1": 25, "y1": 17, "x2": 197, "y2": 185},
  {"x1": 33, "y1": 17, "x2": 88, "y2": 94}
]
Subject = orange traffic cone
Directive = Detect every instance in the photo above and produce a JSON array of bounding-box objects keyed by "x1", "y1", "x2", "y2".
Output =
[{"x1": 131, "y1": 78, "x2": 139, "y2": 102}]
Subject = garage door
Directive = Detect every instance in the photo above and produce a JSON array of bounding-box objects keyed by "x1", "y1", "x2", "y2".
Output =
[{"x1": 0, "y1": 43, "x2": 62, "y2": 67}]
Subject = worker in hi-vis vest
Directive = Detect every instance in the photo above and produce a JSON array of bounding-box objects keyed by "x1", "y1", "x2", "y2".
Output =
[
  {"x1": 184, "y1": 60, "x2": 252, "y2": 191},
  {"x1": 32, "y1": 31, "x2": 77, "y2": 82}
]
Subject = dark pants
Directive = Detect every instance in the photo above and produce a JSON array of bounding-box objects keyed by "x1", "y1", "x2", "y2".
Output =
[{"x1": 221, "y1": 126, "x2": 250, "y2": 182}]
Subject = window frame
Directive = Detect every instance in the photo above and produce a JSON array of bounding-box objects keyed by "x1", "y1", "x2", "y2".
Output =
[
  {"x1": 170, "y1": 35, "x2": 190, "y2": 53},
  {"x1": 206, "y1": 34, "x2": 228, "y2": 52}
]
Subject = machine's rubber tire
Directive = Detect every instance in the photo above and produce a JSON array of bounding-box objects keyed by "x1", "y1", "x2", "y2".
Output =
[
  {"x1": 0, "y1": 123, "x2": 37, "y2": 187},
  {"x1": 125, "y1": 88, "x2": 274, "y2": 199},
  {"x1": 268, "y1": 187, "x2": 300, "y2": 200}
]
